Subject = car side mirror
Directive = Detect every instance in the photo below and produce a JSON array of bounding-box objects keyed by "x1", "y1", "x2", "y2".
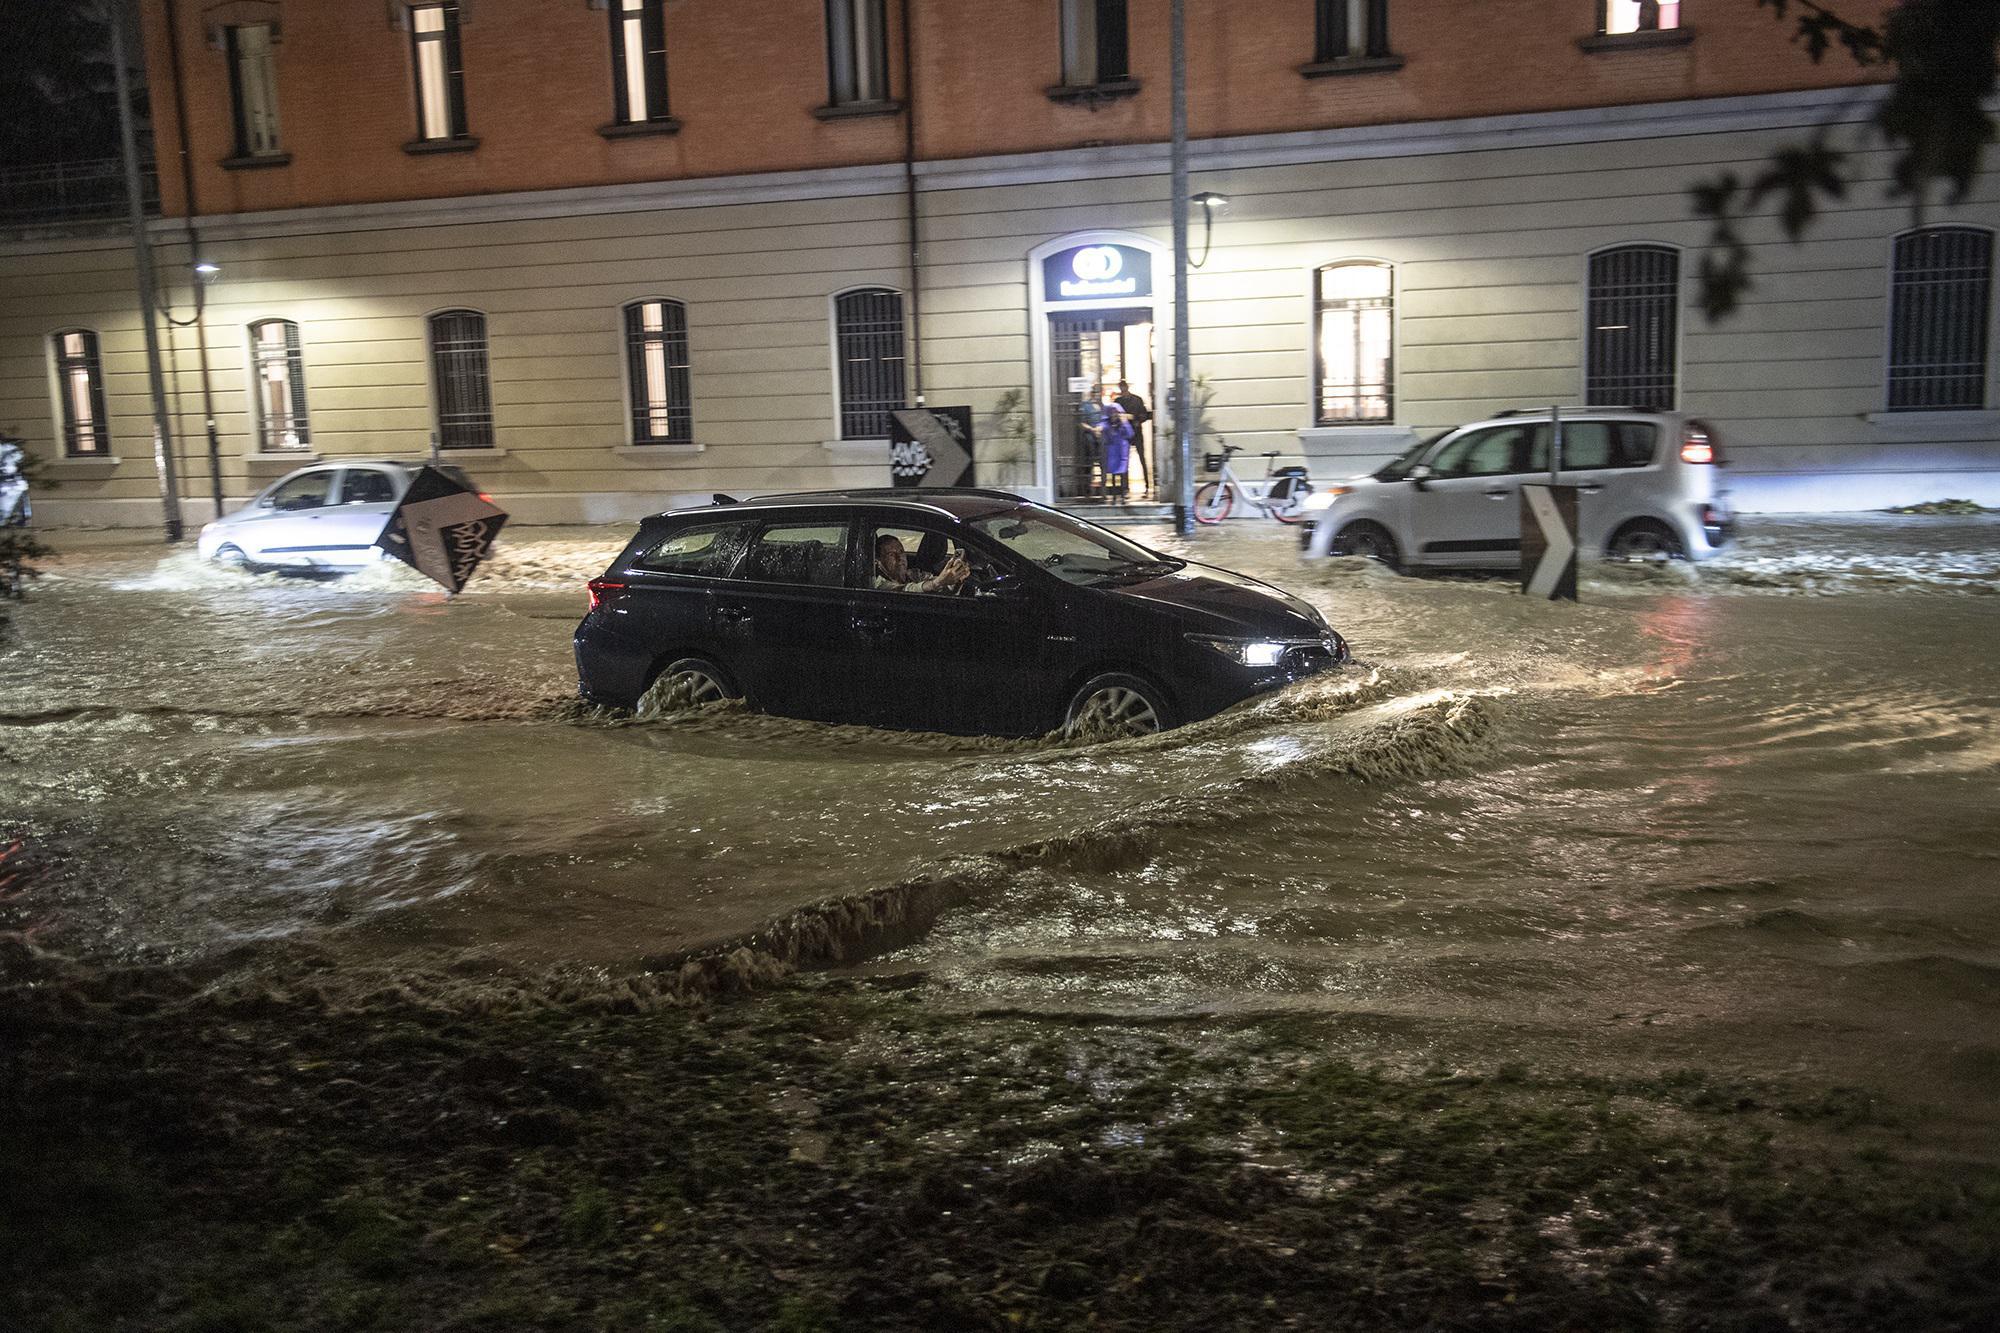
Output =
[{"x1": 1409, "y1": 464, "x2": 1433, "y2": 491}]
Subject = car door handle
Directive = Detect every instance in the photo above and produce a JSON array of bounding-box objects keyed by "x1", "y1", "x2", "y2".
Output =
[
  {"x1": 1577, "y1": 484, "x2": 1605, "y2": 494},
  {"x1": 714, "y1": 604, "x2": 753, "y2": 626},
  {"x1": 1483, "y1": 488, "x2": 1511, "y2": 499}
]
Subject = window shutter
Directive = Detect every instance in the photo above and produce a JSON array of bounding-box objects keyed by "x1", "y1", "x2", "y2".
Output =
[
  {"x1": 284, "y1": 321, "x2": 312, "y2": 443},
  {"x1": 1094, "y1": 0, "x2": 1129, "y2": 81},
  {"x1": 1316, "y1": 0, "x2": 1350, "y2": 61},
  {"x1": 443, "y1": 6, "x2": 468, "y2": 135},
  {"x1": 642, "y1": 0, "x2": 669, "y2": 120}
]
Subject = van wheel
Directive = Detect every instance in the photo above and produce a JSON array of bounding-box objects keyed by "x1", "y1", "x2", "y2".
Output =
[
  {"x1": 642, "y1": 657, "x2": 740, "y2": 714},
  {"x1": 1335, "y1": 521, "x2": 1401, "y2": 571},
  {"x1": 1607, "y1": 519, "x2": 1685, "y2": 562},
  {"x1": 215, "y1": 544, "x2": 253, "y2": 570},
  {"x1": 1064, "y1": 673, "x2": 1173, "y2": 739}
]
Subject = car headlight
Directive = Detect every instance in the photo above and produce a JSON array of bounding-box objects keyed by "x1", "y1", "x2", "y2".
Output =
[
  {"x1": 1187, "y1": 635, "x2": 1309, "y2": 667},
  {"x1": 1301, "y1": 490, "x2": 1338, "y2": 512}
]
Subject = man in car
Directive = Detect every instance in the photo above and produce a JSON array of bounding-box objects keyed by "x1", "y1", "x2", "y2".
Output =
[{"x1": 874, "y1": 534, "x2": 969, "y2": 593}]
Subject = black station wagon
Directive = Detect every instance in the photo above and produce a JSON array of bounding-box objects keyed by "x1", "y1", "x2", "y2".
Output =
[{"x1": 573, "y1": 489, "x2": 1349, "y2": 737}]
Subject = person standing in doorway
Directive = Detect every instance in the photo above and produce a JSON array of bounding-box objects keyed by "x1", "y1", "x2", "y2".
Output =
[
  {"x1": 1114, "y1": 380, "x2": 1152, "y2": 497},
  {"x1": 1077, "y1": 391, "x2": 1107, "y2": 498},
  {"x1": 1099, "y1": 388, "x2": 1135, "y2": 501}
]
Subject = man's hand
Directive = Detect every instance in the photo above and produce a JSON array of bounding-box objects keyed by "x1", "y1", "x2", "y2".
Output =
[{"x1": 939, "y1": 553, "x2": 971, "y2": 588}]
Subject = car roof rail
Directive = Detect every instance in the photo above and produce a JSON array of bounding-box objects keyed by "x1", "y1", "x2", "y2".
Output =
[{"x1": 1490, "y1": 405, "x2": 1652, "y2": 417}]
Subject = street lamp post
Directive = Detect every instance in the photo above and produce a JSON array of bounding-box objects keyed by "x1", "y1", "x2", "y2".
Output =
[{"x1": 1169, "y1": 0, "x2": 1193, "y2": 535}]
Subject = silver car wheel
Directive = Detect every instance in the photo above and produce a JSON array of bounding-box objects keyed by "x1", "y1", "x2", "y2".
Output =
[
  {"x1": 662, "y1": 666, "x2": 729, "y2": 706},
  {"x1": 1067, "y1": 684, "x2": 1162, "y2": 737}
]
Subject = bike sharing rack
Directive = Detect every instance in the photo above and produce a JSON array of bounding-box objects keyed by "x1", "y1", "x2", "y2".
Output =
[{"x1": 1521, "y1": 406, "x2": 1580, "y2": 602}]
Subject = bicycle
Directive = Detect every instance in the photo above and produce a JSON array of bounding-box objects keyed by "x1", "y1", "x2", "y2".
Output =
[{"x1": 1193, "y1": 443, "x2": 1314, "y2": 525}]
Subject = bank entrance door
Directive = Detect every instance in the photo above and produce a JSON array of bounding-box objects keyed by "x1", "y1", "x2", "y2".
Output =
[{"x1": 1050, "y1": 311, "x2": 1156, "y2": 501}]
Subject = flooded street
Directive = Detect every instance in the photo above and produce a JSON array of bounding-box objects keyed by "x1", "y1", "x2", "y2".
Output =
[{"x1": 4, "y1": 515, "x2": 1998, "y2": 1132}]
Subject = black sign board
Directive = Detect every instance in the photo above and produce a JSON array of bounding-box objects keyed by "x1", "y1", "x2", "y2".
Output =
[
  {"x1": 888, "y1": 407, "x2": 975, "y2": 488},
  {"x1": 374, "y1": 465, "x2": 508, "y2": 593},
  {"x1": 1042, "y1": 244, "x2": 1153, "y2": 303}
]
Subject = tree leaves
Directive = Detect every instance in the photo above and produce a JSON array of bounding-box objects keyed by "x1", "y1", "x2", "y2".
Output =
[{"x1": 1694, "y1": 0, "x2": 1997, "y2": 319}]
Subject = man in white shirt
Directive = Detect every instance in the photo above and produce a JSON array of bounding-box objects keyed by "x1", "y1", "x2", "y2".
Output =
[{"x1": 874, "y1": 534, "x2": 969, "y2": 593}]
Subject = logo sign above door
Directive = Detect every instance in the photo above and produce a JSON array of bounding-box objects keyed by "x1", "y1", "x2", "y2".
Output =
[{"x1": 1043, "y1": 245, "x2": 1154, "y2": 303}]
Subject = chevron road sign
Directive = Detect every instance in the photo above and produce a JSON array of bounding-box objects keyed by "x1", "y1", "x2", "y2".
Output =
[
  {"x1": 1520, "y1": 483, "x2": 1579, "y2": 601},
  {"x1": 889, "y1": 407, "x2": 975, "y2": 489}
]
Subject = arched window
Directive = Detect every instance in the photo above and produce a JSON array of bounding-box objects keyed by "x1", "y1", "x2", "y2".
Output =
[
  {"x1": 833, "y1": 288, "x2": 906, "y2": 440},
  {"x1": 623, "y1": 299, "x2": 692, "y2": 445},
  {"x1": 248, "y1": 319, "x2": 311, "y2": 452},
  {"x1": 1585, "y1": 245, "x2": 1679, "y2": 411},
  {"x1": 51, "y1": 329, "x2": 109, "y2": 457},
  {"x1": 1314, "y1": 262, "x2": 1393, "y2": 425},
  {"x1": 427, "y1": 309, "x2": 494, "y2": 449},
  {"x1": 1888, "y1": 227, "x2": 1992, "y2": 411}
]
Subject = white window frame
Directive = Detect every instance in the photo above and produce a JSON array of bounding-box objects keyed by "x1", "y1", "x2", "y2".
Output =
[
  {"x1": 828, "y1": 285, "x2": 908, "y2": 443},
  {"x1": 1310, "y1": 260, "x2": 1396, "y2": 427},
  {"x1": 618, "y1": 298, "x2": 695, "y2": 448},
  {"x1": 1884, "y1": 224, "x2": 1996, "y2": 413},
  {"x1": 246, "y1": 318, "x2": 313, "y2": 455},
  {"x1": 1601, "y1": 1, "x2": 1681, "y2": 35},
  {"x1": 1581, "y1": 242, "x2": 1683, "y2": 413}
]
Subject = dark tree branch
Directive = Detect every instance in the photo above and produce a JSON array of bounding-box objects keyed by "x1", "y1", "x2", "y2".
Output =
[{"x1": 1694, "y1": 0, "x2": 1999, "y2": 319}]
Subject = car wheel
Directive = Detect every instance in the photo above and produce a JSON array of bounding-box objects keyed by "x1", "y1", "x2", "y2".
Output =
[
  {"x1": 214, "y1": 544, "x2": 253, "y2": 570},
  {"x1": 1607, "y1": 519, "x2": 1685, "y2": 562},
  {"x1": 643, "y1": 656, "x2": 741, "y2": 713},
  {"x1": 1335, "y1": 521, "x2": 1402, "y2": 571},
  {"x1": 1064, "y1": 672, "x2": 1174, "y2": 739}
]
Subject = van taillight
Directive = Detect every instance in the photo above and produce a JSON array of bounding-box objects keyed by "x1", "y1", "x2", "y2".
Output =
[
  {"x1": 1680, "y1": 432, "x2": 1716, "y2": 465},
  {"x1": 587, "y1": 579, "x2": 625, "y2": 612}
]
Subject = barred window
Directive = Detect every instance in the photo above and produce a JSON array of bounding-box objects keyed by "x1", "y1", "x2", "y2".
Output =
[
  {"x1": 624, "y1": 299, "x2": 692, "y2": 446},
  {"x1": 825, "y1": 0, "x2": 888, "y2": 105},
  {"x1": 249, "y1": 319, "x2": 311, "y2": 452},
  {"x1": 611, "y1": 0, "x2": 670, "y2": 123},
  {"x1": 1314, "y1": 0, "x2": 1390, "y2": 62},
  {"x1": 427, "y1": 309, "x2": 494, "y2": 450},
  {"x1": 1888, "y1": 227, "x2": 1993, "y2": 412},
  {"x1": 834, "y1": 288, "x2": 906, "y2": 440},
  {"x1": 1601, "y1": 1, "x2": 1680, "y2": 34},
  {"x1": 1586, "y1": 245, "x2": 1679, "y2": 411},
  {"x1": 410, "y1": 3, "x2": 468, "y2": 141},
  {"x1": 52, "y1": 329, "x2": 110, "y2": 457},
  {"x1": 1060, "y1": 0, "x2": 1129, "y2": 86},
  {"x1": 226, "y1": 24, "x2": 282, "y2": 157},
  {"x1": 1314, "y1": 263, "x2": 1393, "y2": 425}
]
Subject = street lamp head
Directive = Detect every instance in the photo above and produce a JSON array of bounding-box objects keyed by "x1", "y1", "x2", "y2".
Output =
[
  {"x1": 193, "y1": 261, "x2": 221, "y2": 279},
  {"x1": 1192, "y1": 191, "x2": 1229, "y2": 211}
]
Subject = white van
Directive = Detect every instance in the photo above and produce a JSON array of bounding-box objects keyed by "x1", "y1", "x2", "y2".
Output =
[{"x1": 1300, "y1": 408, "x2": 1734, "y2": 568}]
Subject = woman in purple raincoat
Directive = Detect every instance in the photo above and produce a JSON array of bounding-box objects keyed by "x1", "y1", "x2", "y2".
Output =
[{"x1": 1099, "y1": 390, "x2": 1135, "y2": 500}]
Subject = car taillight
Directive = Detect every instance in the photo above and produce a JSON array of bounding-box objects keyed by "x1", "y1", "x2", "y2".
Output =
[
  {"x1": 587, "y1": 578, "x2": 625, "y2": 612},
  {"x1": 478, "y1": 492, "x2": 495, "y2": 503},
  {"x1": 1680, "y1": 431, "x2": 1715, "y2": 465}
]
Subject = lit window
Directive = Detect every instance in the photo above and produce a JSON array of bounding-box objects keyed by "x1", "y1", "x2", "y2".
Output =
[
  {"x1": 623, "y1": 300, "x2": 692, "y2": 446},
  {"x1": 825, "y1": 0, "x2": 888, "y2": 106},
  {"x1": 1314, "y1": 0, "x2": 1391, "y2": 62},
  {"x1": 52, "y1": 329, "x2": 109, "y2": 457},
  {"x1": 834, "y1": 288, "x2": 906, "y2": 440},
  {"x1": 1888, "y1": 227, "x2": 1993, "y2": 411},
  {"x1": 410, "y1": 4, "x2": 467, "y2": 141},
  {"x1": 1060, "y1": 0, "x2": 1129, "y2": 87},
  {"x1": 249, "y1": 320, "x2": 311, "y2": 452},
  {"x1": 1314, "y1": 263, "x2": 1393, "y2": 425},
  {"x1": 226, "y1": 24, "x2": 282, "y2": 157},
  {"x1": 427, "y1": 309, "x2": 494, "y2": 449},
  {"x1": 1586, "y1": 245, "x2": 1679, "y2": 411},
  {"x1": 1601, "y1": 1, "x2": 1681, "y2": 35},
  {"x1": 611, "y1": 0, "x2": 670, "y2": 124}
]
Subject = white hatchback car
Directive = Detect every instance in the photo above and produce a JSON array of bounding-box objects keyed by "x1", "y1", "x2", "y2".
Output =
[
  {"x1": 197, "y1": 460, "x2": 475, "y2": 571},
  {"x1": 1301, "y1": 408, "x2": 1734, "y2": 568}
]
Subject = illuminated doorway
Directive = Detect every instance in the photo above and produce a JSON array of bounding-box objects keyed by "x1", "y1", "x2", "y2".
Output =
[{"x1": 1049, "y1": 312, "x2": 1156, "y2": 500}]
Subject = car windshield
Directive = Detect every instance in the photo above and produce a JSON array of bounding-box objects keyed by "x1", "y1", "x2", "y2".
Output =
[
  {"x1": 969, "y1": 506, "x2": 1183, "y2": 587},
  {"x1": 1373, "y1": 431, "x2": 1451, "y2": 481}
]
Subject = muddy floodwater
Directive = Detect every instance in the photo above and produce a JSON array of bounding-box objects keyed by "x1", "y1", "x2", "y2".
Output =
[{"x1": 4, "y1": 516, "x2": 1998, "y2": 1135}]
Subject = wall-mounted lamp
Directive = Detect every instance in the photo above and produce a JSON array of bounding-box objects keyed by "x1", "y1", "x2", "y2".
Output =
[
  {"x1": 1190, "y1": 192, "x2": 1228, "y2": 269},
  {"x1": 193, "y1": 261, "x2": 221, "y2": 280}
]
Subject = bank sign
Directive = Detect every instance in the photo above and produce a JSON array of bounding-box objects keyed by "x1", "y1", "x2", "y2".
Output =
[{"x1": 1043, "y1": 244, "x2": 1153, "y2": 302}]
